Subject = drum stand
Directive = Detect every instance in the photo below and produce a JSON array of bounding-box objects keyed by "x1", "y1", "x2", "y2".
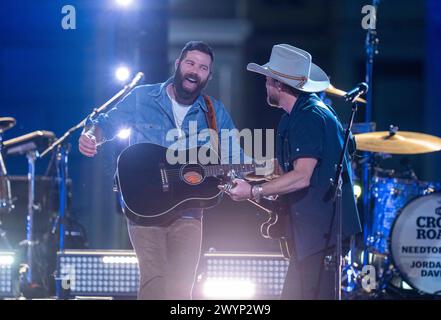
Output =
[
  {"x1": 19, "y1": 150, "x2": 40, "y2": 291},
  {"x1": 0, "y1": 133, "x2": 13, "y2": 249},
  {"x1": 361, "y1": 0, "x2": 380, "y2": 265},
  {"x1": 51, "y1": 144, "x2": 69, "y2": 252}
]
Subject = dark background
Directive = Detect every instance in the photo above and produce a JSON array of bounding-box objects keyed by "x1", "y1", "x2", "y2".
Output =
[{"x1": 1, "y1": 0, "x2": 440, "y2": 255}]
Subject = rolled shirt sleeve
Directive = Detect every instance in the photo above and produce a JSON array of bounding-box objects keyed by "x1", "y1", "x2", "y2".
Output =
[{"x1": 85, "y1": 88, "x2": 138, "y2": 142}]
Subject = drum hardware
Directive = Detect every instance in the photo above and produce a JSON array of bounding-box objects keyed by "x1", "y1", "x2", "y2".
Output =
[
  {"x1": 2, "y1": 130, "x2": 56, "y2": 297},
  {"x1": 354, "y1": 129, "x2": 441, "y2": 155},
  {"x1": 19, "y1": 149, "x2": 39, "y2": 290},
  {"x1": 356, "y1": 0, "x2": 381, "y2": 272},
  {"x1": 399, "y1": 157, "x2": 418, "y2": 180},
  {"x1": 349, "y1": 122, "x2": 441, "y2": 298},
  {"x1": 0, "y1": 119, "x2": 16, "y2": 249},
  {"x1": 343, "y1": 122, "x2": 376, "y2": 135},
  {"x1": 0, "y1": 117, "x2": 16, "y2": 134},
  {"x1": 2, "y1": 130, "x2": 56, "y2": 156}
]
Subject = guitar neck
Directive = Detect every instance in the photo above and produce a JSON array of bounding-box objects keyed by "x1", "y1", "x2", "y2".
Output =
[{"x1": 205, "y1": 163, "x2": 257, "y2": 177}]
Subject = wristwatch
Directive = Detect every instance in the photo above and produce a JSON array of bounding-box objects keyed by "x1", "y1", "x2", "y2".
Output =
[{"x1": 251, "y1": 185, "x2": 264, "y2": 202}]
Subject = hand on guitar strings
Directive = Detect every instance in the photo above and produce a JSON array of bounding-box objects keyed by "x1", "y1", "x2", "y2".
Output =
[{"x1": 218, "y1": 178, "x2": 252, "y2": 202}]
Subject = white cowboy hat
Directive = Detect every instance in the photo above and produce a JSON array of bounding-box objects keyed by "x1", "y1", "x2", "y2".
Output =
[{"x1": 247, "y1": 44, "x2": 330, "y2": 93}]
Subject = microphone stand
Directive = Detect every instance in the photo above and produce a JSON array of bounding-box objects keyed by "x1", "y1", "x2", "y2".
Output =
[
  {"x1": 333, "y1": 94, "x2": 363, "y2": 300},
  {"x1": 38, "y1": 72, "x2": 144, "y2": 298}
]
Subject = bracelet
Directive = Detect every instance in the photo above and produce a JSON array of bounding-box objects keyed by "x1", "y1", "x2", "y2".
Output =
[{"x1": 251, "y1": 185, "x2": 264, "y2": 202}]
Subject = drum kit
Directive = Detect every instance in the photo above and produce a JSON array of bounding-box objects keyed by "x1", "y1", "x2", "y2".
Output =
[
  {"x1": 323, "y1": 79, "x2": 441, "y2": 298},
  {"x1": 0, "y1": 117, "x2": 63, "y2": 296},
  {"x1": 351, "y1": 126, "x2": 441, "y2": 297}
]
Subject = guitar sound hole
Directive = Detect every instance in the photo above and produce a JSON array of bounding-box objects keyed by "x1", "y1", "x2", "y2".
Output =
[{"x1": 180, "y1": 164, "x2": 205, "y2": 185}]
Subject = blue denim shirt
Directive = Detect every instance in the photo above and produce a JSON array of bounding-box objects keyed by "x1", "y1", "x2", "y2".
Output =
[
  {"x1": 87, "y1": 77, "x2": 245, "y2": 164},
  {"x1": 87, "y1": 77, "x2": 246, "y2": 221}
]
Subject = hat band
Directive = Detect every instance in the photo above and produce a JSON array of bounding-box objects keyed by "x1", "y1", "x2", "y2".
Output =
[{"x1": 267, "y1": 67, "x2": 307, "y2": 89}]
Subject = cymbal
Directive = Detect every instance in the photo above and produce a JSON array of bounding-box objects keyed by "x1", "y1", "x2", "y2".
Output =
[
  {"x1": 354, "y1": 131, "x2": 441, "y2": 154},
  {"x1": 325, "y1": 84, "x2": 367, "y2": 104},
  {"x1": 0, "y1": 117, "x2": 16, "y2": 133}
]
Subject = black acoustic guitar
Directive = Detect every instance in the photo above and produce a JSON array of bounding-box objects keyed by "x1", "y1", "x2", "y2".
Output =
[{"x1": 115, "y1": 142, "x2": 264, "y2": 226}]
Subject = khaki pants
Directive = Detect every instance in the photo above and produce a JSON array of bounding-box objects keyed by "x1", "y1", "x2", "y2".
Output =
[{"x1": 127, "y1": 217, "x2": 202, "y2": 300}]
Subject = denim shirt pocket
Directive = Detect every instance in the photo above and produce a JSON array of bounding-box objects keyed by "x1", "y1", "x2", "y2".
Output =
[{"x1": 134, "y1": 122, "x2": 166, "y2": 146}]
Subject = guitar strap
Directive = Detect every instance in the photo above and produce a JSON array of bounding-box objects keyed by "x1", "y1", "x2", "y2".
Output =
[{"x1": 203, "y1": 95, "x2": 221, "y2": 160}]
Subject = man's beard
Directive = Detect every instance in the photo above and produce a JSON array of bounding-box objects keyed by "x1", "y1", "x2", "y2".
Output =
[
  {"x1": 266, "y1": 92, "x2": 280, "y2": 108},
  {"x1": 173, "y1": 66, "x2": 209, "y2": 103}
]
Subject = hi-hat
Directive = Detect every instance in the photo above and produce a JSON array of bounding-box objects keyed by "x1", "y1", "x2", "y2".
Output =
[
  {"x1": 0, "y1": 117, "x2": 16, "y2": 133},
  {"x1": 325, "y1": 84, "x2": 367, "y2": 104},
  {"x1": 354, "y1": 131, "x2": 441, "y2": 154}
]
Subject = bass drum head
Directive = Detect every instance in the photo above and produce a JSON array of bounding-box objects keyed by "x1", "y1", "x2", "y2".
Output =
[{"x1": 390, "y1": 193, "x2": 441, "y2": 295}]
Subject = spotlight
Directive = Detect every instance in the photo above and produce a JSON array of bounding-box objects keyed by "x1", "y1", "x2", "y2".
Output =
[
  {"x1": 117, "y1": 128, "x2": 131, "y2": 140},
  {"x1": 115, "y1": 0, "x2": 133, "y2": 7},
  {"x1": 353, "y1": 184, "x2": 362, "y2": 199},
  {"x1": 203, "y1": 279, "x2": 256, "y2": 299},
  {"x1": 115, "y1": 66, "x2": 131, "y2": 82},
  {"x1": 0, "y1": 254, "x2": 14, "y2": 266},
  {"x1": 102, "y1": 256, "x2": 138, "y2": 264}
]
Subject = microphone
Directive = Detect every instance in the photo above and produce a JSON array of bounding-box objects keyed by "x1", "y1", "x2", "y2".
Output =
[
  {"x1": 344, "y1": 82, "x2": 368, "y2": 102},
  {"x1": 126, "y1": 72, "x2": 145, "y2": 90}
]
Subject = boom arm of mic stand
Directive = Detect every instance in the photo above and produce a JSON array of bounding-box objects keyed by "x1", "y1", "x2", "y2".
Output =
[{"x1": 39, "y1": 72, "x2": 144, "y2": 159}]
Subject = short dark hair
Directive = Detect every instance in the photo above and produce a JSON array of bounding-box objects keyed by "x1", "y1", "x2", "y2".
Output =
[
  {"x1": 274, "y1": 79, "x2": 302, "y2": 98},
  {"x1": 178, "y1": 41, "x2": 215, "y2": 64}
]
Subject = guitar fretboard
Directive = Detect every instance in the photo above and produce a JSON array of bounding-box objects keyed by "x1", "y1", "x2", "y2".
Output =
[{"x1": 205, "y1": 163, "x2": 257, "y2": 177}]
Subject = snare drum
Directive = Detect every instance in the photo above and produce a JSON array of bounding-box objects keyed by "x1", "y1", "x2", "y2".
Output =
[
  {"x1": 390, "y1": 193, "x2": 441, "y2": 295},
  {"x1": 368, "y1": 177, "x2": 441, "y2": 254}
]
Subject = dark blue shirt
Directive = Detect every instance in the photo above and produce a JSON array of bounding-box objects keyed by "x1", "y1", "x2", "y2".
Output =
[{"x1": 276, "y1": 93, "x2": 361, "y2": 260}]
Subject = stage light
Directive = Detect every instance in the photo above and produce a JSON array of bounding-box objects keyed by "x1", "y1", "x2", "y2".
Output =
[
  {"x1": 102, "y1": 256, "x2": 138, "y2": 264},
  {"x1": 0, "y1": 252, "x2": 15, "y2": 297},
  {"x1": 0, "y1": 254, "x2": 14, "y2": 266},
  {"x1": 354, "y1": 184, "x2": 362, "y2": 199},
  {"x1": 115, "y1": 66, "x2": 131, "y2": 82},
  {"x1": 57, "y1": 250, "x2": 140, "y2": 298},
  {"x1": 203, "y1": 279, "x2": 256, "y2": 299},
  {"x1": 115, "y1": 0, "x2": 133, "y2": 7},
  {"x1": 117, "y1": 128, "x2": 131, "y2": 140},
  {"x1": 200, "y1": 252, "x2": 289, "y2": 299}
]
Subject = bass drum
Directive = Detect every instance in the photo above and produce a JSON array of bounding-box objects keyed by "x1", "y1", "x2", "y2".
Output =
[{"x1": 390, "y1": 193, "x2": 441, "y2": 295}]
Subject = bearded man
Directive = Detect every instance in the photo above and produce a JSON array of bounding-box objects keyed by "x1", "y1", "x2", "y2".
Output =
[{"x1": 79, "y1": 41, "x2": 243, "y2": 299}]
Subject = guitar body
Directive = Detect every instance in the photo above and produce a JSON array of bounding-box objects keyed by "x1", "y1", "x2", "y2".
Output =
[
  {"x1": 116, "y1": 143, "x2": 223, "y2": 226},
  {"x1": 259, "y1": 197, "x2": 293, "y2": 260}
]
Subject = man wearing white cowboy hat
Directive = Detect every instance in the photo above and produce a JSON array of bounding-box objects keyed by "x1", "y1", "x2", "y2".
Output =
[{"x1": 226, "y1": 44, "x2": 361, "y2": 299}]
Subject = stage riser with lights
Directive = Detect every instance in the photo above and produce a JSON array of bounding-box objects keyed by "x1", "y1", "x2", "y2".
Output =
[
  {"x1": 196, "y1": 252, "x2": 289, "y2": 300},
  {"x1": 57, "y1": 250, "x2": 290, "y2": 299},
  {"x1": 0, "y1": 252, "x2": 16, "y2": 298},
  {"x1": 57, "y1": 250, "x2": 139, "y2": 298}
]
